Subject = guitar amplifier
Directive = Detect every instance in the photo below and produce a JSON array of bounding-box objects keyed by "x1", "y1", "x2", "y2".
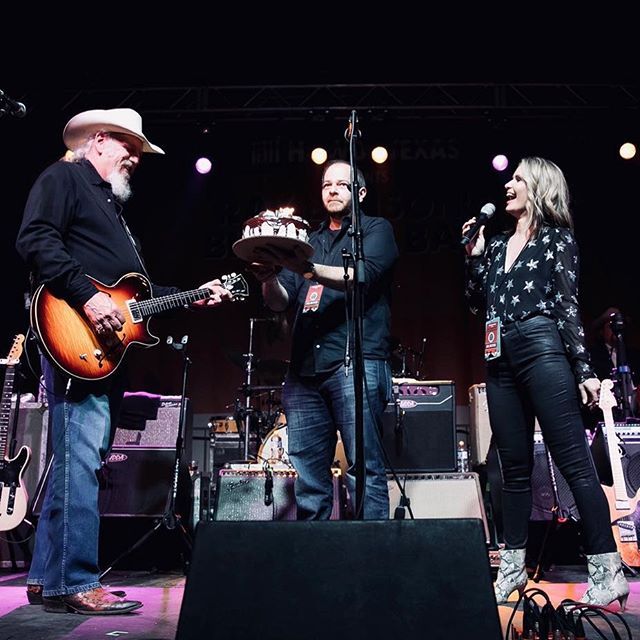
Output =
[
  {"x1": 112, "y1": 395, "x2": 191, "y2": 449},
  {"x1": 7, "y1": 402, "x2": 49, "y2": 504},
  {"x1": 381, "y1": 380, "x2": 456, "y2": 473},
  {"x1": 530, "y1": 432, "x2": 580, "y2": 521},
  {"x1": 213, "y1": 468, "x2": 345, "y2": 521},
  {"x1": 387, "y1": 472, "x2": 490, "y2": 542},
  {"x1": 468, "y1": 383, "x2": 492, "y2": 466}
]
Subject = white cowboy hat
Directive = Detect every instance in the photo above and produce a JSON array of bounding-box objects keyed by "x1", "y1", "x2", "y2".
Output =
[{"x1": 63, "y1": 108, "x2": 164, "y2": 154}]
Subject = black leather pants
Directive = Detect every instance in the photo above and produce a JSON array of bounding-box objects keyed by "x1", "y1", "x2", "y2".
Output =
[{"x1": 486, "y1": 315, "x2": 616, "y2": 554}]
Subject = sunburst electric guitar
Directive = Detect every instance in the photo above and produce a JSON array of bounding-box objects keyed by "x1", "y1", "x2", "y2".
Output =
[
  {"x1": 31, "y1": 272, "x2": 249, "y2": 381},
  {"x1": 0, "y1": 334, "x2": 31, "y2": 532},
  {"x1": 598, "y1": 378, "x2": 640, "y2": 566}
]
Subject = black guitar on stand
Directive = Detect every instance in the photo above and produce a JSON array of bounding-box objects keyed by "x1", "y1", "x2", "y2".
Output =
[{"x1": 0, "y1": 334, "x2": 31, "y2": 532}]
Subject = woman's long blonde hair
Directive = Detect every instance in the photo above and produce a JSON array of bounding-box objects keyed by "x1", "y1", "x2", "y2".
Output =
[{"x1": 518, "y1": 156, "x2": 573, "y2": 237}]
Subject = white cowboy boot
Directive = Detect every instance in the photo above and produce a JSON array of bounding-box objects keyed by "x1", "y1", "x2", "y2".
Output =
[
  {"x1": 494, "y1": 548, "x2": 528, "y2": 604},
  {"x1": 580, "y1": 551, "x2": 629, "y2": 611}
]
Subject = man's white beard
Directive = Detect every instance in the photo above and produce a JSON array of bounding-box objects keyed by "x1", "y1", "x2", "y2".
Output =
[{"x1": 108, "y1": 168, "x2": 133, "y2": 202}]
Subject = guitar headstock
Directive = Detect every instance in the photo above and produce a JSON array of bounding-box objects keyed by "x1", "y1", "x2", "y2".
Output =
[
  {"x1": 599, "y1": 378, "x2": 617, "y2": 412},
  {"x1": 3, "y1": 334, "x2": 25, "y2": 366},
  {"x1": 221, "y1": 273, "x2": 250, "y2": 302}
]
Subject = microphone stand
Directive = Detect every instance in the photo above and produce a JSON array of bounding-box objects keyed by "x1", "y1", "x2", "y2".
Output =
[
  {"x1": 239, "y1": 317, "x2": 258, "y2": 460},
  {"x1": 610, "y1": 312, "x2": 636, "y2": 420},
  {"x1": 346, "y1": 109, "x2": 366, "y2": 518}
]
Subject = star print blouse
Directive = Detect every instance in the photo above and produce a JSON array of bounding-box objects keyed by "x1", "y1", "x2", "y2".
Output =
[{"x1": 465, "y1": 225, "x2": 595, "y2": 383}]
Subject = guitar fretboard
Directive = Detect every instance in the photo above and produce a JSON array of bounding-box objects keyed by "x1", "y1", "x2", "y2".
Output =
[
  {"x1": 0, "y1": 366, "x2": 16, "y2": 460},
  {"x1": 129, "y1": 289, "x2": 211, "y2": 320}
]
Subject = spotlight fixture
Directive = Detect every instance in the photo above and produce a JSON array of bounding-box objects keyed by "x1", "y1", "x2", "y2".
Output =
[
  {"x1": 371, "y1": 146, "x2": 389, "y2": 164},
  {"x1": 195, "y1": 157, "x2": 212, "y2": 175},
  {"x1": 311, "y1": 148, "x2": 327, "y2": 165},
  {"x1": 619, "y1": 142, "x2": 636, "y2": 160}
]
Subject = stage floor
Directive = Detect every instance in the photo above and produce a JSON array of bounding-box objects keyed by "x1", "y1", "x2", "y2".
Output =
[{"x1": 0, "y1": 566, "x2": 638, "y2": 639}]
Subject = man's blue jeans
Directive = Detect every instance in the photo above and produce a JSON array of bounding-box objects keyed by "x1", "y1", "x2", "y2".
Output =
[
  {"x1": 282, "y1": 360, "x2": 392, "y2": 519},
  {"x1": 27, "y1": 357, "x2": 126, "y2": 596}
]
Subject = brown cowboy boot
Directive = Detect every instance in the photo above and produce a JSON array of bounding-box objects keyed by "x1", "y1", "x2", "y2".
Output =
[{"x1": 42, "y1": 587, "x2": 142, "y2": 615}]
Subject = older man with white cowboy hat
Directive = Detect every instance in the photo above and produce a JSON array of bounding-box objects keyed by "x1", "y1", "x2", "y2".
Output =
[{"x1": 16, "y1": 107, "x2": 232, "y2": 615}]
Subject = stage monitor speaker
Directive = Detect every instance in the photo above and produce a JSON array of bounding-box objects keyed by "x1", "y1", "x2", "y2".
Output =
[
  {"x1": 112, "y1": 395, "x2": 191, "y2": 449},
  {"x1": 98, "y1": 447, "x2": 191, "y2": 518},
  {"x1": 176, "y1": 519, "x2": 501, "y2": 640},
  {"x1": 213, "y1": 468, "x2": 344, "y2": 521},
  {"x1": 530, "y1": 433, "x2": 580, "y2": 521},
  {"x1": 387, "y1": 472, "x2": 490, "y2": 542},
  {"x1": 381, "y1": 380, "x2": 456, "y2": 473},
  {"x1": 468, "y1": 383, "x2": 492, "y2": 466}
]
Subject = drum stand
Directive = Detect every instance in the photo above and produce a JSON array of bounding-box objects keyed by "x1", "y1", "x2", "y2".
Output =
[{"x1": 100, "y1": 335, "x2": 193, "y2": 579}]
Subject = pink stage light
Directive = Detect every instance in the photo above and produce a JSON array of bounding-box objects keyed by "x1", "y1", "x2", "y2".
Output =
[
  {"x1": 492, "y1": 154, "x2": 509, "y2": 171},
  {"x1": 195, "y1": 157, "x2": 212, "y2": 175}
]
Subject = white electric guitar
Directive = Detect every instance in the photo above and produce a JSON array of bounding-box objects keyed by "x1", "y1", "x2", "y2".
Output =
[{"x1": 0, "y1": 334, "x2": 31, "y2": 532}]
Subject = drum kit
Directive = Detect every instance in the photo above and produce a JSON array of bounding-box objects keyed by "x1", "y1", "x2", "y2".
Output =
[
  {"x1": 389, "y1": 336, "x2": 427, "y2": 379},
  {"x1": 209, "y1": 316, "x2": 349, "y2": 474},
  {"x1": 210, "y1": 322, "x2": 428, "y2": 474}
]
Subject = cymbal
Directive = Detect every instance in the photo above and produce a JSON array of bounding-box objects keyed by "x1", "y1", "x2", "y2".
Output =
[
  {"x1": 227, "y1": 351, "x2": 288, "y2": 376},
  {"x1": 246, "y1": 384, "x2": 283, "y2": 392}
]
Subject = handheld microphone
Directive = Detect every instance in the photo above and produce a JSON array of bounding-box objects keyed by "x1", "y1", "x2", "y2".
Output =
[
  {"x1": 460, "y1": 203, "x2": 496, "y2": 246},
  {"x1": 0, "y1": 90, "x2": 27, "y2": 118}
]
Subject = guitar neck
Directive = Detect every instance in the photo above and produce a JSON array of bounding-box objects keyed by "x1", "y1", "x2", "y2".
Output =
[
  {"x1": 603, "y1": 412, "x2": 629, "y2": 508},
  {"x1": 0, "y1": 365, "x2": 16, "y2": 460},
  {"x1": 130, "y1": 288, "x2": 211, "y2": 319}
]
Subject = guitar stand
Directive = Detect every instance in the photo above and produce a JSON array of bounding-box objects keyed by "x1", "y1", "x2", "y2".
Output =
[{"x1": 100, "y1": 335, "x2": 193, "y2": 580}]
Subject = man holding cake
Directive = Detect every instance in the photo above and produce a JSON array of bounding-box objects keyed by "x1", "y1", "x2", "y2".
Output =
[{"x1": 245, "y1": 159, "x2": 399, "y2": 519}]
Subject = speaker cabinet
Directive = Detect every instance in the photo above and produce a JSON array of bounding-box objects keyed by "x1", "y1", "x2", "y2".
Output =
[
  {"x1": 213, "y1": 468, "x2": 344, "y2": 521},
  {"x1": 381, "y1": 380, "x2": 456, "y2": 473},
  {"x1": 98, "y1": 448, "x2": 191, "y2": 517},
  {"x1": 468, "y1": 383, "x2": 492, "y2": 466},
  {"x1": 1, "y1": 402, "x2": 49, "y2": 568},
  {"x1": 112, "y1": 395, "x2": 191, "y2": 448},
  {"x1": 530, "y1": 433, "x2": 580, "y2": 521},
  {"x1": 387, "y1": 472, "x2": 490, "y2": 542},
  {"x1": 7, "y1": 402, "x2": 49, "y2": 505},
  {"x1": 176, "y1": 519, "x2": 501, "y2": 640}
]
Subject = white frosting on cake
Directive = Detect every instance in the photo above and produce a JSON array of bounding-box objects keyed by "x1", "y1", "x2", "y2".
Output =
[{"x1": 242, "y1": 207, "x2": 310, "y2": 243}]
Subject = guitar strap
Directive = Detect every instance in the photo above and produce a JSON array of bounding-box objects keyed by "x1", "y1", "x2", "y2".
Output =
[{"x1": 116, "y1": 207, "x2": 151, "y2": 281}]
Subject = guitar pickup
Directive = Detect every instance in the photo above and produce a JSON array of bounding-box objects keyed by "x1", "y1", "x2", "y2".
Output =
[
  {"x1": 0, "y1": 483, "x2": 17, "y2": 515},
  {"x1": 126, "y1": 299, "x2": 142, "y2": 323}
]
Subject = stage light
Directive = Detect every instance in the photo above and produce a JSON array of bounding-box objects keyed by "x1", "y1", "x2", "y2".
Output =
[
  {"x1": 371, "y1": 146, "x2": 388, "y2": 164},
  {"x1": 311, "y1": 148, "x2": 327, "y2": 164},
  {"x1": 492, "y1": 154, "x2": 509, "y2": 171},
  {"x1": 195, "y1": 157, "x2": 212, "y2": 175},
  {"x1": 619, "y1": 142, "x2": 637, "y2": 160}
]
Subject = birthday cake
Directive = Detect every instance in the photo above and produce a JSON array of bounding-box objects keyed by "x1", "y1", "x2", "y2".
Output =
[
  {"x1": 233, "y1": 207, "x2": 314, "y2": 262},
  {"x1": 241, "y1": 207, "x2": 310, "y2": 243}
]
